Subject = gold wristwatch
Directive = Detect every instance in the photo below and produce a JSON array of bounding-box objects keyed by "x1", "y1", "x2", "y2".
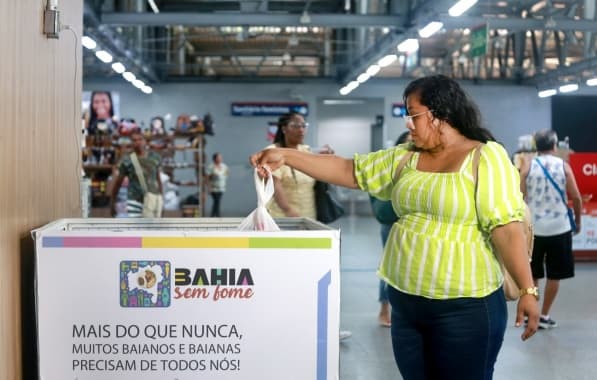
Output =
[{"x1": 519, "y1": 287, "x2": 539, "y2": 299}]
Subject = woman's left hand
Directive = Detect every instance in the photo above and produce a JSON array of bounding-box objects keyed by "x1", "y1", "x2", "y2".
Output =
[{"x1": 515, "y1": 295, "x2": 540, "y2": 341}]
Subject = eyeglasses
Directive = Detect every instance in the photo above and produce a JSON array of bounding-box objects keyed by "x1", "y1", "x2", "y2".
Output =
[
  {"x1": 403, "y1": 110, "x2": 432, "y2": 124},
  {"x1": 287, "y1": 122, "x2": 309, "y2": 129}
]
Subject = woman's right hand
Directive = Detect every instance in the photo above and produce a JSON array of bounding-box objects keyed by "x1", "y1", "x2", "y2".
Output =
[{"x1": 250, "y1": 148, "x2": 286, "y2": 177}]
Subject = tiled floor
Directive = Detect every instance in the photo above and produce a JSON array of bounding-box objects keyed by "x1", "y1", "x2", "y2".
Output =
[{"x1": 333, "y1": 216, "x2": 597, "y2": 380}]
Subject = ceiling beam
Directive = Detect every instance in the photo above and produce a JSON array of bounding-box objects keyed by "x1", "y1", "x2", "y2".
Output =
[
  {"x1": 101, "y1": 12, "x2": 405, "y2": 28},
  {"x1": 102, "y1": 11, "x2": 597, "y2": 32},
  {"x1": 439, "y1": 15, "x2": 597, "y2": 32},
  {"x1": 528, "y1": 55, "x2": 597, "y2": 84},
  {"x1": 338, "y1": 11, "x2": 597, "y2": 84}
]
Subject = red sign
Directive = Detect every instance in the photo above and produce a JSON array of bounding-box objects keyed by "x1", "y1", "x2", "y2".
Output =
[{"x1": 569, "y1": 153, "x2": 597, "y2": 201}]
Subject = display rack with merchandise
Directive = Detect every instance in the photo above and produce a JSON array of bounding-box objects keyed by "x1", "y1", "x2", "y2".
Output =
[
  {"x1": 166, "y1": 131, "x2": 208, "y2": 217},
  {"x1": 82, "y1": 114, "x2": 211, "y2": 217}
]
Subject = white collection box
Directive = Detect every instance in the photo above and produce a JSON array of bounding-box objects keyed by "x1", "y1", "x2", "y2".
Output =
[{"x1": 34, "y1": 218, "x2": 340, "y2": 380}]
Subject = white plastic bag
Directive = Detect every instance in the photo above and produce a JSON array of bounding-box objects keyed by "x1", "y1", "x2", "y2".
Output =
[{"x1": 238, "y1": 168, "x2": 280, "y2": 231}]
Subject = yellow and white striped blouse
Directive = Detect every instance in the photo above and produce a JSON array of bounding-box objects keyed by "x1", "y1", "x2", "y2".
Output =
[{"x1": 354, "y1": 141, "x2": 525, "y2": 299}]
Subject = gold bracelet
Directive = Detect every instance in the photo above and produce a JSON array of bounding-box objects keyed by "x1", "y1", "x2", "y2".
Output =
[{"x1": 519, "y1": 286, "x2": 539, "y2": 299}]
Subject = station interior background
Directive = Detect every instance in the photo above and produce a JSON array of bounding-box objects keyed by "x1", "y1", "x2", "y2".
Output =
[{"x1": 2, "y1": 0, "x2": 597, "y2": 378}]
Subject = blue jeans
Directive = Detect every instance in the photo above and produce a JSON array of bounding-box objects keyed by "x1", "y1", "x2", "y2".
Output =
[
  {"x1": 378, "y1": 223, "x2": 392, "y2": 303},
  {"x1": 388, "y1": 286, "x2": 507, "y2": 380}
]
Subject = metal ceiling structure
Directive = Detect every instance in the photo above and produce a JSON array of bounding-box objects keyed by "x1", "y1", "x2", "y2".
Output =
[{"x1": 82, "y1": 0, "x2": 597, "y2": 89}]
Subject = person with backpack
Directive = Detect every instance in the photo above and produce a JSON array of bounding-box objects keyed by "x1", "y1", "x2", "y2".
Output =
[{"x1": 370, "y1": 131, "x2": 412, "y2": 327}]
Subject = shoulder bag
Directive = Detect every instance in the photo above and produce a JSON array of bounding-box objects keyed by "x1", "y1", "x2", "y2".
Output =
[{"x1": 314, "y1": 180, "x2": 345, "y2": 224}]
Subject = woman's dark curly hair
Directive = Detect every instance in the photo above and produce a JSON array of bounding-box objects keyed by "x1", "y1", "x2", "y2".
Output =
[
  {"x1": 403, "y1": 75, "x2": 495, "y2": 143},
  {"x1": 273, "y1": 112, "x2": 303, "y2": 147}
]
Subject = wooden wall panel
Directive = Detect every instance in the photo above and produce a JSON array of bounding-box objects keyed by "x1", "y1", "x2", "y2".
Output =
[{"x1": 0, "y1": 1, "x2": 82, "y2": 379}]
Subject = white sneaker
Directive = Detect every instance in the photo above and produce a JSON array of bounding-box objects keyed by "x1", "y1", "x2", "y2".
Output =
[{"x1": 339, "y1": 330, "x2": 352, "y2": 341}]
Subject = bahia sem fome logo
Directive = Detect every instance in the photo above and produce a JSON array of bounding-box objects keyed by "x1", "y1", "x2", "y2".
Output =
[{"x1": 120, "y1": 261, "x2": 171, "y2": 307}]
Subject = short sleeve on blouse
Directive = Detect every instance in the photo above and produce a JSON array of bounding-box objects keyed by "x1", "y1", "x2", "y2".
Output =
[
  {"x1": 476, "y1": 141, "x2": 526, "y2": 232},
  {"x1": 353, "y1": 144, "x2": 412, "y2": 201}
]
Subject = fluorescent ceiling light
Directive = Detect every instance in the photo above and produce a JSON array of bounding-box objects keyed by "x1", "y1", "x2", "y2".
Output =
[
  {"x1": 132, "y1": 79, "x2": 145, "y2": 89},
  {"x1": 586, "y1": 78, "x2": 597, "y2": 86},
  {"x1": 449, "y1": 0, "x2": 478, "y2": 17},
  {"x1": 111, "y1": 62, "x2": 126, "y2": 74},
  {"x1": 559, "y1": 83, "x2": 578, "y2": 93},
  {"x1": 530, "y1": 1, "x2": 546, "y2": 13},
  {"x1": 122, "y1": 72, "x2": 136, "y2": 82},
  {"x1": 323, "y1": 99, "x2": 365, "y2": 105},
  {"x1": 339, "y1": 79, "x2": 366, "y2": 96},
  {"x1": 418, "y1": 22, "x2": 443, "y2": 38},
  {"x1": 95, "y1": 50, "x2": 113, "y2": 63},
  {"x1": 397, "y1": 39, "x2": 419, "y2": 53},
  {"x1": 141, "y1": 85, "x2": 153, "y2": 94},
  {"x1": 357, "y1": 73, "x2": 370, "y2": 83},
  {"x1": 538, "y1": 89, "x2": 557, "y2": 98},
  {"x1": 81, "y1": 36, "x2": 97, "y2": 50},
  {"x1": 378, "y1": 54, "x2": 397, "y2": 67},
  {"x1": 345, "y1": 81, "x2": 359, "y2": 92},
  {"x1": 366, "y1": 64, "x2": 380, "y2": 76},
  {"x1": 147, "y1": 0, "x2": 160, "y2": 13}
]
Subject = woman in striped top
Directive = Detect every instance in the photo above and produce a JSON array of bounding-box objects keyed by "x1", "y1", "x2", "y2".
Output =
[{"x1": 250, "y1": 75, "x2": 539, "y2": 379}]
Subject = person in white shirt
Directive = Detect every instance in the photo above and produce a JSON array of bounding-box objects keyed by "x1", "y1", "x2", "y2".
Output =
[
  {"x1": 520, "y1": 129, "x2": 582, "y2": 329},
  {"x1": 206, "y1": 152, "x2": 229, "y2": 217}
]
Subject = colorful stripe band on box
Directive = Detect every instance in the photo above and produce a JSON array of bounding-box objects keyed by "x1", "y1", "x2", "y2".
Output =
[{"x1": 42, "y1": 236, "x2": 332, "y2": 249}]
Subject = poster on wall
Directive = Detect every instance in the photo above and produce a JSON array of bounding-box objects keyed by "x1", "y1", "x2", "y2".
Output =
[
  {"x1": 569, "y1": 153, "x2": 597, "y2": 251},
  {"x1": 572, "y1": 205, "x2": 597, "y2": 250},
  {"x1": 82, "y1": 90, "x2": 122, "y2": 139},
  {"x1": 35, "y1": 219, "x2": 340, "y2": 380},
  {"x1": 231, "y1": 102, "x2": 308, "y2": 116},
  {"x1": 569, "y1": 153, "x2": 597, "y2": 199},
  {"x1": 83, "y1": 91, "x2": 121, "y2": 121}
]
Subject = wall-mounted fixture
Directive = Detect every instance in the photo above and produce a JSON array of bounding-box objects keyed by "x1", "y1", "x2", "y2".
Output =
[{"x1": 43, "y1": 0, "x2": 60, "y2": 39}]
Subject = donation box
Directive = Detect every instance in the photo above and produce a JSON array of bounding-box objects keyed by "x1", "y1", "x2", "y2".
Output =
[{"x1": 34, "y1": 218, "x2": 340, "y2": 380}]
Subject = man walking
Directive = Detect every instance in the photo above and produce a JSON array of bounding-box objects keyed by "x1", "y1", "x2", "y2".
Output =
[
  {"x1": 110, "y1": 130, "x2": 163, "y2": 217},
  {"x1": 520, "y1": 130, "x2": 582, "y2": 329}
]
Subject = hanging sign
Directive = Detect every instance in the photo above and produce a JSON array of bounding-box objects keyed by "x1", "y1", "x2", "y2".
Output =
[
  {"x1": 470, "y1": 24, "x2": 488, "y2": 57},
  {"x1": 231, "y1": 102, "x2": 309, "y2": 116}
]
